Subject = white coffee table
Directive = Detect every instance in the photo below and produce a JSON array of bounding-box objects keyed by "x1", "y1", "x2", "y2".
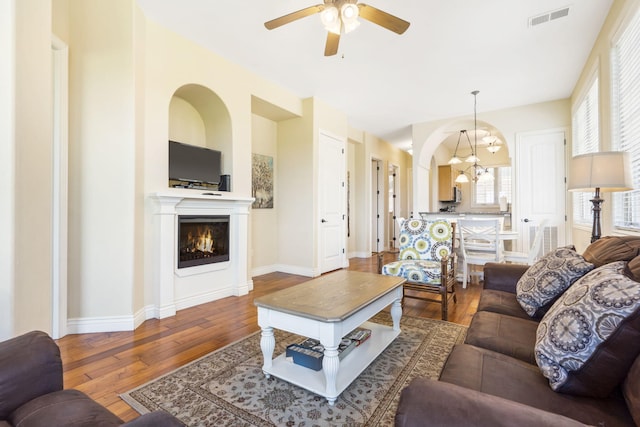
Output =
[{"x1": 253, "y1": 270, "x2": 405, "y2": 405}]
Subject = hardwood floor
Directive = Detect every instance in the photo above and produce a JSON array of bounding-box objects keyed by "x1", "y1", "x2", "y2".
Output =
[{"x1": 55, "y1": 253, "x2": 481, "y2": 422}]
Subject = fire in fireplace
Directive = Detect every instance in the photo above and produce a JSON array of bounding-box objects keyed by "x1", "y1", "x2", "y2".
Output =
[{"x1": 178, "y1": 215, "x2": 230, "y2": 268}]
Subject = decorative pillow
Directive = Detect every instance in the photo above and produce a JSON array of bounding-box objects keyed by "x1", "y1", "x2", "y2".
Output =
[
  {"x1": 398, "y1": 219, "x2": 453, "y2": 262},
  {"x1": 628, "y1": 256, "x2": 640, "y2": 282},
  {"x1": 516, "y1": 246, "x2": 595, "y2": 318},
  {"x1": 582, "y1": 236, "x2": 640, "y2": 267},
  {"x1": 535, "y1": 261, "x2": 640, "y2": 397}
]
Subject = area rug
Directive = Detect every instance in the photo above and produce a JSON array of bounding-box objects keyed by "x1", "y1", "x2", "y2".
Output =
[{"x1": 121, "y1": 312, "x2": 466, "y2": 426}]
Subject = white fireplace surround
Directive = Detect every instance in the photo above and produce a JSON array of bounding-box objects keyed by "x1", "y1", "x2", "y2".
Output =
[{"x1": 151, "y1": 191, "x2": 254, "y2": 319}]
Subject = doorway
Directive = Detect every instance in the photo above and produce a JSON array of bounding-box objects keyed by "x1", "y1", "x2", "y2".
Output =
[
  {"x1": 514, "y1": 129, "x2": 567, "y2": 254},
  {"x1": 318, "y1": 131, "x2": 347, "y2": 274},
  {"x1": 388, "y1": 164, "x2": 400, "y2": 252},
  {"x1": 371, "y1": 159, "x2": 384, "y2": 253}
]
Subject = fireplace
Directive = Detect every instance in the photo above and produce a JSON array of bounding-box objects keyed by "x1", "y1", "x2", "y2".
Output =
[{"x1": 178, "y1": 215, "x2": 230, "y2": 268}]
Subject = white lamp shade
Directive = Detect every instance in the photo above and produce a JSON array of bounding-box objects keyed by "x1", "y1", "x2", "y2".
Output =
[
  {"x1": 465, "y1": 154, "x2": 480, "y2": 163},
  {"x1": 455, "y1": 171, "x2": 469, "y2": 183},
  {"x1": 478, "y1": 170, "x2": 494, "y2": 182},
  {"x1": 568, "y1": 151, "x2": 633, "y2": 192}
]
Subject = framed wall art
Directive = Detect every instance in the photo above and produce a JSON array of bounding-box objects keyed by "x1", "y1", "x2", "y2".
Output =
[{"x1": 252, "y1": 153, "x2": 274, "y2": 208}]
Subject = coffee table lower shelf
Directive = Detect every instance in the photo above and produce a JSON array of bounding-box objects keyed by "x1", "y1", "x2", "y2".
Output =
[{"x1": 263, "y1": 321, "x2": 400, "y2": 401}]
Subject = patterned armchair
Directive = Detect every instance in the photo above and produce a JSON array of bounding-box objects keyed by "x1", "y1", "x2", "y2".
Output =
[{"x1": 378, "y1": 218, "x2": 457, "y2": 320}]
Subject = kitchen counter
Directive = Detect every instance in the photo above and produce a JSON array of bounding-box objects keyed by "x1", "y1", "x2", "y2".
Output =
[
  {"x1": 419, "y1": 211, "x2": 510, "y2": 216},
  {"x1": 419, "y1": 211, "x2": 512, "y2": 229}
]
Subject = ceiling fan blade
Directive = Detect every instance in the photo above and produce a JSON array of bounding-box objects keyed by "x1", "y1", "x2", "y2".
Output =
[
  {"x1": 264, "y1": 5, "x2": 324, "y2": 30},
  {"x1": 324, "y1": 32, "x2": 340, "y2": 56},
  {"x1": 357, "y1": 4, "x2": 410, "y2": 34}
]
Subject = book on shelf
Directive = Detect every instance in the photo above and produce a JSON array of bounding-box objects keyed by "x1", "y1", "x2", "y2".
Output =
[
  {"x1": 345, "y1": 327, "x2": 372, "y2": 346},
  {"x1": 285, "y1": 334, "x2": 359, "y2": 371}
]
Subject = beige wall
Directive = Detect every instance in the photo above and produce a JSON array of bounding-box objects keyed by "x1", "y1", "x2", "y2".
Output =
[
  {"x1": 1, "y1": 0, "x2": 54, "y2": 339},
  {"x1": 276, "y1": 100, "x2": 316, "y2": 274},
  {"x1": 169, "y1": 97, "x2": 207, "y2": 146},
  {"x1": 251, "y1": 115, "x2": 279, "y2": 274},
  {"x1": 63, "y1": 0, "x2": 138, "y2": 322}
]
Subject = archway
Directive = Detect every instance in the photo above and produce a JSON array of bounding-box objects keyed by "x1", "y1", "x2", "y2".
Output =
[{"x1": 415, "y1": 119, "x2": 511, "y2": 215}]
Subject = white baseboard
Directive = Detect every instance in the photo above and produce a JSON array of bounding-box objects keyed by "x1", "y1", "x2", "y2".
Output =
[
  {"x1": 67, "y1": 315, "x2": 136, "y2": 334},
  {"x1": 274, "y1": 264, "x2": 316, "y2": 277},
  {"x1": 251, "y1": 264, "x2": 315, "y2": 278},
  {"x1": 251, "y1": 264, "x2": 277, "y2": 277},
  {"x1": 66, "y1": 280, "x2": 254, "y2": 334},
  {"x1": 351, "y1": 251, "x2": 374, "y2": 258}
]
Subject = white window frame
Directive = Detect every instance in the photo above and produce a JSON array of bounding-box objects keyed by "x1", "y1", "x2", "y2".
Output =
[
  {"x1": 571, "y1": 70, "x2": 599, "y2": 226},
  {"x1": 611, "y1": 5, "x2": 640, "y2": 232}
]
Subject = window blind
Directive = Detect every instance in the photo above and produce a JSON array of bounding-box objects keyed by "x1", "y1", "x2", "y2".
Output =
[
  {"x1": 475, "y1": 169, "x2": 495, "y2": 204},
  {"x1": 572, "y1": 76, "x2": 599, "y2": 224},
  {"x1": 473, "y1": 167, "x2": 511, "y2": 206},
  {"x1": 611, "y1": 7, "x2": 640, "y2": 230}
]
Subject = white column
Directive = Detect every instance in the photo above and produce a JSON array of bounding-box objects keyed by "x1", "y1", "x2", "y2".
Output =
[{"x1": 151, "y1": 195, "x2": 181, "y2": 319}]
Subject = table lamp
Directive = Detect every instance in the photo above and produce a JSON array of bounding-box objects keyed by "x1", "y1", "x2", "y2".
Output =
[{"x1": 568, "y1": 151, "x2": 633, "y2": 243}]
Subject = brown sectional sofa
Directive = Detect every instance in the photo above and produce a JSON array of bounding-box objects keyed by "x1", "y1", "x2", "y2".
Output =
[
  {"x1": 0, "y1": 331, "x2": 185, "y2": 427},
  {"x1": 395, "y1": 236, "x2": 640, "y2": 427}
]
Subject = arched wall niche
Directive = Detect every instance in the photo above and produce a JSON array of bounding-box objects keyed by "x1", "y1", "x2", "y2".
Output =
[{"x1": 169, "y1": 83, "x2": 233, "y2": 177}]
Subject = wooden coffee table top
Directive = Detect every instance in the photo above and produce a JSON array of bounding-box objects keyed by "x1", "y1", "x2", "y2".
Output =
[{"x1": 254, "y1": 270, "x2": 405, "y2": 322}]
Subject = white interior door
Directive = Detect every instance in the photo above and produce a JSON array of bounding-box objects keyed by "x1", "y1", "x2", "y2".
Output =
[
  {"x1": 319, "y1": 132, "x2": 346, "y2": 274},
  {"x1": 515, "y1": 129, "x2": 567, "y2": 255}
]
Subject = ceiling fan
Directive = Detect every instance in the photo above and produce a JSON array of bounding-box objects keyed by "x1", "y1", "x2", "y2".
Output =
[{"x1": 264, "y1": 0, "x2": 410, "y2": 56}]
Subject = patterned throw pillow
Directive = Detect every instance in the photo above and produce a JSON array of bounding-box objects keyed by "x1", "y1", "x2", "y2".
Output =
[
  {"x1": 398, "y1": 219, "x2": 453, "y2": 262},
  {"x1": 628, "y1": 256, "x2": 640, "y2": 282},
  {"x1": 535, "y1": 261, "x2": 640, "y2": 397},
  {"x1": 516, "y1": 246, "x2": 595, "y2": 317}
]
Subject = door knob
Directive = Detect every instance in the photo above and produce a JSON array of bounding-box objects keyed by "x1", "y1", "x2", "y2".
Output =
[
  {"x1": 523, "y1": 218, "x2": 531, "y2": 223},
  {"x1": 321, "y1": 219, "x2": 327, "y2": 223}
]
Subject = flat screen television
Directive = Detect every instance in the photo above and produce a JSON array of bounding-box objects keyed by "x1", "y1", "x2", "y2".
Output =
[{"x1": 169, "y1": 140, "x2": 222, "y2": 185}]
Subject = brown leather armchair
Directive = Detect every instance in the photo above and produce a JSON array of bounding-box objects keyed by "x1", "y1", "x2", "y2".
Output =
[{"x1": 0, "y1": 331, "x2": 185, "y2": 427}]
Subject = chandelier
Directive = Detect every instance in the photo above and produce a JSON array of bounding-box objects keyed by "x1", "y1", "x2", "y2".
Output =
[
  {"x1": 483, "y1": 133, "x2": 502, "y2": 153},
  {"x1": 448, "y1": 90, "x2": 495, "y2": 184}
]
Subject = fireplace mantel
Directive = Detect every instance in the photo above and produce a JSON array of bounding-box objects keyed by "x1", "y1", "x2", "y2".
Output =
[
  {"x1": 150, "y1": 191, "x2": 254, "y2": 319},
  {"x1": 152, "y1": 190, "x2": 254, "y2": 205}
]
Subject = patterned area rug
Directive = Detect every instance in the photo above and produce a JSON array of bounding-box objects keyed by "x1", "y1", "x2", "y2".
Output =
[{"x1": 121, "y1": 312, "x2": 466, "y2": 426}]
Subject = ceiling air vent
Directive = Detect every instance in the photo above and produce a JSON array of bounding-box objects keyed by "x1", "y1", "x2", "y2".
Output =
[{"x1": 528, "y1": 6, "x2": 570, "y2": 27}]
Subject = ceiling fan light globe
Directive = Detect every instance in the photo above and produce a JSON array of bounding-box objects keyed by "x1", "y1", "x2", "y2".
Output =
[
  {"x1": 341, "y1": 3, "x2": 360, "y2": 33},
  {"x1": 344, "y1": 20, "x2": 360, "y2": 33},
  {"x1": 341, "y1": 3, "x2": 359, "y2": 22},
  {"x1": 321, "y1": 6, "x2": 339, "y2": 27}
]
